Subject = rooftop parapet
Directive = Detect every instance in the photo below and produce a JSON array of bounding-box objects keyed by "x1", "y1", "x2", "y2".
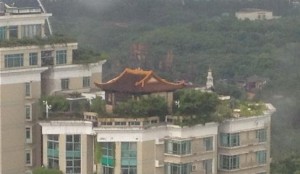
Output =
[
  {"x1": 83, "y1": 112, "x2": 160, "y2": 128},
  {"x1": 0, "y1": 2, "x2": 42, "y2": 15}
]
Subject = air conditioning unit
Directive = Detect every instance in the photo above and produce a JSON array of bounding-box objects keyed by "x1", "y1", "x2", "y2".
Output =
[{"x1": 155, "y1": 160, "x2": 163, "y2": 167}]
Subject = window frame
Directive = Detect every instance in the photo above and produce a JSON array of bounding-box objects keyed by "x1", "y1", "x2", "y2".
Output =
[
  {"x1": 5, "y1": 54, "x2": 24, "y2": 68},
  {"x1": 29, "y1": 52, "x2": 38, "y2": 66},
  {"x1": 203, "y1": 137, "x2": 213, "y2": 151},
  {"x1": 203, "y1": 159, "x2": 213, "y2": 174},
  {"x1": 48, "y1": 134, "x2": 59, "y2": 169},
  {"x1": 82, "y1": 76, "x2": 90, "y2": 88},
  {"x1": 9, "y1": 25, "x2": 18, "y2": 39},
  {"x1": 256, "y1": 150, "x2": 267, "y2": 165},
  {"x1": 220, "y1": 133, "x2": 240, "y2": 147},
  {"x1": 25, "y1": 126, "x2": 32, "y2": 143},
  {"x1": 103, "y1": 166, "x2": 114, "y2": 174},
  {"x1": 56, "y1": 50, "x2": 67, "y2": 65},
  {"x1": 165, "y1": 139, "x2": 191, "y2": 155},
  {"x1": 165, "y1": 162, "x2": 192, "y2": 174},
  {"x1": 220, "y1": 154, "x2": 240, "y2": 170},
  {"x1": 256, "y1": 129, "x2": 267, "y2": 143},
  {"x1": 25, "y1": 149, "x2": 32, "y2": 166},
  {"x1": 0, "y1": 26, "x2": 6, "y2": 40},
  {"x1": 25, "y1": 82, "x2": 31, "y2": 97},
  {"x1": 25, "y1": 104, "x2": 32, "y2": 121},
  {"x1": 121, "y1": 142, "x2": 137, "y2": 167},
  {"x1": 66, "y1": 135, "x2": 81, "y2": 174},
  {"x1": 61, "y1": 78, "x2": 69, "y2": 90},
  {"x1": 21, "y1": 24, "x2": 41, "y2": 38}
]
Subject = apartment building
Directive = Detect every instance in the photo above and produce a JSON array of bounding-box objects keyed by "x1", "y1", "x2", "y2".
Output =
[
  {"x1": 39, "y1": 68, "x2": 275, "y2": 174},
  {"x1": 0, "y1": 2, "x2": 105, "y2": 174}
]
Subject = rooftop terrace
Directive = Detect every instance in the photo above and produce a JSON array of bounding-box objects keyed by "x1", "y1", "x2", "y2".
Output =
[{"x1": 0, "y1": 36, "x2": 76, "y2": 48}]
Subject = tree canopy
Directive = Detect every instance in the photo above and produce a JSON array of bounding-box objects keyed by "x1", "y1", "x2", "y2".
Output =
[
  {"x1": 33, "y1": 167, "x2": 63, "y2": 174},
  {"x1": 113, "y1": 95, "x2": 168, "y2": 119}
]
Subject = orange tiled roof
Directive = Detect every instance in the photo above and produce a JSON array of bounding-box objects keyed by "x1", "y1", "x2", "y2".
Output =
[{"x1": 95, "y1": 68, "x2": 185, "y2": 93}]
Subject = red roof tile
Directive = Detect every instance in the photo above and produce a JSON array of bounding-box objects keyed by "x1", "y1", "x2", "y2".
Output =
[{"x1": 95, "y1": 68, "x2": 185, "y2": 93}]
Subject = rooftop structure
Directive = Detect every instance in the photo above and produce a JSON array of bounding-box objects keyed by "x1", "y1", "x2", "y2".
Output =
[
  {"x1": 39, "y1": 67, "x2": 275, "y2": 174},
  {"x1": 95, "y1": 68, "x2": 185, "y2": 113},
  {"x1": 235, "y1": 8, "x2": 279, "y2": 21},
  {"x1": 95, "y1": 68, "x2": 185, "y2": 93}
]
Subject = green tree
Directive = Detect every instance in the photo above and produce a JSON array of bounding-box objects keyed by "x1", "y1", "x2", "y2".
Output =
[
  {"x1": 114, "y1": 95, "x2": 168, "y2": 119},
  {"x1": 214, "y1": 81, "x2": 245, "y2": 99},
  {"x1": 41, "y1": 95, "x2": 69, "y2": 112},
  {"x1": 90, "y1": 97, "x2": 106, "y2": 115},
  {"x1": 176, "y1": 89, "x2": 219, "y2": 122},
  {"x1": 33, "y1": 167, "x2": 63, "y2": 174}
]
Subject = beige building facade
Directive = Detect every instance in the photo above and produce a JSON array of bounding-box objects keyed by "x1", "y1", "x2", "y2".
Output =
[
  {"x1": 0, "y1": 4, "x2": 105, "y2": 174},
  {"x1": 40, "y1": 103, "x2": 275, "y2": 174}
]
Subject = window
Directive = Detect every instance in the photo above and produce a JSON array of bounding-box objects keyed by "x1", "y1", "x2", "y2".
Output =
[
  {"x1": 5, "y1": 54, "x2": 23, "y2": 68},
  {"x1": 29, "y1": 52, "x2": 38, "y2": 66},
  {"x1": 203, "y1": 137, "x2": 213, "y2": 151},
  {"x1": 129, "y1": 121, "x2": 140, "y2": 126},
  {"x1": 25, "y1": 82, "x2": 31, "y2": 97},
  {"x1": 82, "y1": 76, "x2": 90, "y2": 88},
  {"x1": 256, "y1": 150, "x2": 267, "y2": 164},
  {"x1": 61, "y1": 78, "x2": 69, "y2": 90},
  {"x1": 220, "y1": 133, "x2": 240, "y2": 147},
  {"x1": 56, "y1": 50, "x2": 67, "y2": 65},
  {"x1": 9, "y1": 26, "x2": 18, "y2": 38},
  {"x1": 121, "y1": 166, "x2": 136, "y2": 174},
  {"x1": 0, "y1": 27, "x2": 6, "y2": 40},
  {"x1": 25, "y1": 127, "x2": 32, "y2": 143},
  {"x1": 103, "y1": 166, "x2": 114, "y2": 174},
  {"x1": 165, "y1": 140, "x2": 191, "y2": 155},
  {"x1": 48, "y1": 135, "x2": 59, "y2": 169},
  {"x1": 66, "y1": 135, "x2": 81, "y2": 174},
  {"x1": 101, "y1": 142, "x2": 115, "y2": 167},
  {"x1": 165, "y1": 163, "x2": 192, "y2": 174},
  {"x1": 101, "y1": 143, "x2": 115, "y2": 173},
  {"x1": 203, "y1": 159, "x2": 212, "y2": 174},
  {"x1": 21, "y1": 24, "x2": 41, "y2": 38},
  {"x1": 25, "y1": 105, "x2": 31, "y2": 120},
  {"x1": 121, "y1": 142, "x2": 137, "y2": 174},
  {"x1": 115, "y1": 122, "x2": 126, "y2": 126},
  {"x1": 220, "y1": 155, "x2": 239, "y2": 170},
  {"x1": 41, "y1": 50, "x2": 54, "y2": 66},
  {"x1": 25, "y1": 150, "x2": 32, "y2": 165},
  {"x1": 256, "y1": 129, "x2": 267, "y2": 142}
]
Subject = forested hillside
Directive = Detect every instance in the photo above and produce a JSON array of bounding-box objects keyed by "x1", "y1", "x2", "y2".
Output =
[{"x1": 37, "y1": 0, "x2": 300, "y2": 172}]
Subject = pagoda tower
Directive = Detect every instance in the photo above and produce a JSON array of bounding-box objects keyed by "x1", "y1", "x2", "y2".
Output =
[{"x1": 206, "y1": 67, "x2": 214, "y2": 90}]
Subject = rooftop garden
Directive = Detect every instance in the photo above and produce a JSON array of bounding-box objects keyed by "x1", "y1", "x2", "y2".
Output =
[
  {"x1": 40, "y1": 89, "x2": 267, "y2": 125},
  {"x1": 39, "y1": 93, "x2": 90, "y2": 120},
  {"x1": 73, "y1": 48, "x2": 108, "y2": 64},
  {"x1": 0, "y1": 35, "x2": 76, "y2": 48},
  {"x1": 171, "y1": 89, "x2": 267, "y2": 126},
  {"x1": 113, "y1": 96, "x2": 168, "y2": 120}
]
